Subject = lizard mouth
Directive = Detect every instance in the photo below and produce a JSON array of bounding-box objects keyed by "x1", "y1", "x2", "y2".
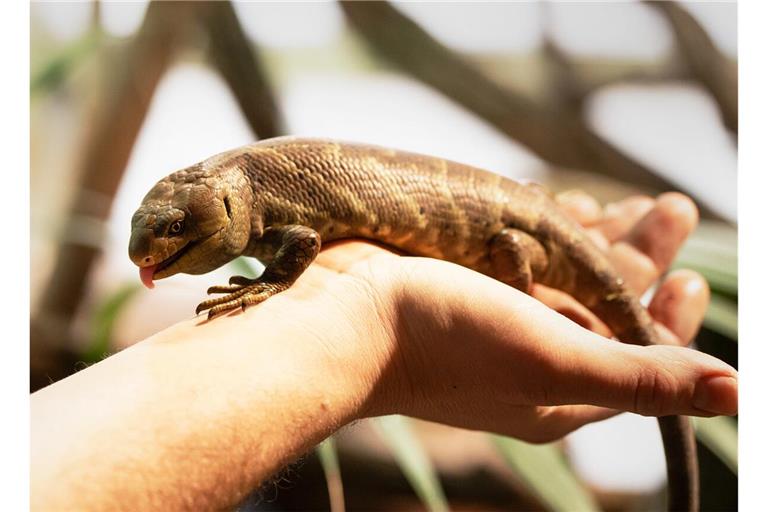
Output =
[
  {"x1": 138, "y1": 227, "x2": 227, "y2": 289},
  {"x1": 139, "y1": 241, "x2": 196, "y2": 289},
  {"x1": 156, "y1": 241, "x2": 196, "y2": 272}
]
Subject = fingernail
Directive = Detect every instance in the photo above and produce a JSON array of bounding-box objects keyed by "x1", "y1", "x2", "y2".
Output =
[{"x1": 693, "y1": 375, "x2": 738, "y2": 415}]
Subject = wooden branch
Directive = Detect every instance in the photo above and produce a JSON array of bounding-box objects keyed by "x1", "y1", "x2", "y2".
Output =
[
  {"x1": 198, "y1": 1, "x2": 285, "y2": 138},
  {"x1": 647, "y1": 1, "x2": 737, "y2": 133},
  {"x1": 341, "y1": 2, "x2": 689, "y2": 193},
  {"x1": 31, "y1": 1, "x2": 196, "y2": 390}
]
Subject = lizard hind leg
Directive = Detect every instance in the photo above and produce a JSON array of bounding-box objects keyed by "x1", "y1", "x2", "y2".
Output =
[{"x1": 488, "y1": 228, "x2": 549, "y2": 294}]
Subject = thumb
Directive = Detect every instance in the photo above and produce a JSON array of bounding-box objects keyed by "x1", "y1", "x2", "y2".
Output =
[{"x1": 549, "y1": 330, "x2": 738, "y2": 417}]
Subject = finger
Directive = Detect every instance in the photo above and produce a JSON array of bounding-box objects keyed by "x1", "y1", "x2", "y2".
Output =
[
  {"x1": 410, "y1": 261, "x2": 736, "y2": 418},
  {"x1": 651, "y1": 320, "x2": 682, "y2": 346},
  {"x1": 556, "y1": 190, "x2": 603, "y2": 227},
  {"x1": 551, "y1": 335, "x2": 737, "y2": 417},
  {"x1": 527, "y1": 405, "x2": 621, "y2": 442},
  {"x1": 649, "y1": 269, "x2": 710, "y2": 345},
  {"x1": 608, "y1": 193, "x2": 699, "y2": 294},
  {"x1": 533, "y1": 283, "x2": 691, "y2": 345},
  {"x1": 593, "y1": 195, "x2": 655, "y2": 242},
  {"x1": 532, "y1": 284, "x2": 612, "y2": 337},
  {"x1": 492, "y1": 405, "x2": 620, "y2": 444}
]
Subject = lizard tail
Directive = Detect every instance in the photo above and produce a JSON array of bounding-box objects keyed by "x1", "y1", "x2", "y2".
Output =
[{"x1": 567, "y1": 270, "x2": 700, "y2": 512}]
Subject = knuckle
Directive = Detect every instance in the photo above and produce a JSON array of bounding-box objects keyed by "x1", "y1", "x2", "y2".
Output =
[{"x1": 632, "y1": 365, "x2": 678, "y2": 416}]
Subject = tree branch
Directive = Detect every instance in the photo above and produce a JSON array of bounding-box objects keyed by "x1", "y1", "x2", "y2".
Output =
[
  {"x1": 31, "y1": 1, "x2": 197, "y2": 390},
  {"x1": 340, "y1": 1, "x2": 723, "y2": 220},
  {"x1": 198, "y1": 1, "x2": 285, "y2": 138},
  {"x1": 342, "y1": 3, "x2": 677, "y2": 189},
  {"x1": 646, "y1": 1, "x2": 737, "y2": 133}
]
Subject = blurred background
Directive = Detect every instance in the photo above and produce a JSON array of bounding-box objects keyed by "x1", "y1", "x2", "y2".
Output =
[{"x1": 30, "y1": 1, "x2": 737, "y2": 511}]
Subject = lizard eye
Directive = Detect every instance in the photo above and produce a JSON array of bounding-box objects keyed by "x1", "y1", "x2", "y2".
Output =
[{"x1": 169, "y1": 220, "x2": 184, "y2": 235}]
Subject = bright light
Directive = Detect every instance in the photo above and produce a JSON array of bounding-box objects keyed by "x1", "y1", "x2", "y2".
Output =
[
  {"x1": 101, "y1": 0, "x2": 148, "y2": 39},
  {"x1": 588, "y1": 83, "x2": 737, "y2": 221},
  {"x1": 567, "y1": 414, "x2": 667, "y2": 492},
  {"x1": 232, "y1": 2, "x2": 344, "y2": 49},
  {"x1": 32, "y1": 1, "x2": 91, "y2": 42},
  {"x1": 281, "y1": 70, "x2": 545, "y2": 180},
  {"x1": 394, "y1": 2, "x2": 542, "y2": 53},
  {"x1": 548, "y1": 2, "x2": 672, "y2": 59}
]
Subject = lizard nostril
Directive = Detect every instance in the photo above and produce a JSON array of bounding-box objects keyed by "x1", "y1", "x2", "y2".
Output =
[{"x1": 143, "y1": 256, "x2": 153, "y2": 264}]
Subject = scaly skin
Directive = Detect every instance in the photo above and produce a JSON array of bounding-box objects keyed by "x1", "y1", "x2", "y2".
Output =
[{"x1": 129, "y1": 137, "x2": 698, "y2": 511}]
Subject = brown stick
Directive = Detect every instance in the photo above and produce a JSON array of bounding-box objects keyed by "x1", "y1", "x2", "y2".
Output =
[
  {"x1": 31, "y1": 1, "x2": 196, "y2": 390},
  {"x1": 340, "y1": 1, "x2": 724, "y2": 220},
  {"x1": 647, "y1": 1, "x2": 737, "y2": 133},
  {"x1": 197, "y1": 1, "x2": 285, "y2": 138},
  {"x1": 342, "y1": 3, "x2": 676, "y2": 189}
]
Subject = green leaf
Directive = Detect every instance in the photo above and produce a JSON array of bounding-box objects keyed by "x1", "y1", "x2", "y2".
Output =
[
  {"x1": 373, "y1": 416, "x2": 450, "y2": 512},
  {"x1": 702, "y1": 293, "x2": 738, "y2": 341},
  {"x1": 492, "y1": 435, "x2": 599, "y2": 512},
  {"x1": 228, "y1": 256, "x2": 262, "y2": 278},
  {"x1": 316, "y1": 436, "x2": 346, "y2": 512},
  {"x1": 693, "y1": 416, "x2": 738, "y2": 474},
  {"x1": 673, "y1": 221, "x2": 737, "y2": 298},
  {"x1": 83, "y1": 283, "x2": 142, "y2": 362},
  {"x1": 31, "y1": 29, "x2": 101, "y2": 95}
]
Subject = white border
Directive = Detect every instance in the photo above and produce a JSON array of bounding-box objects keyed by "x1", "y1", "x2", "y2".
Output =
[{"x1": 1, "y1": 0, "x2": 30, "y2": 509}]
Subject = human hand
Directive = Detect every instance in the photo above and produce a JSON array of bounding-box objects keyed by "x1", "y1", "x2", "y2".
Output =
[
  {"x1": 31, "y1": 191, "x2": 737, "y2": 511},
  {"x1": 296, "y1": 191, "x2": 737, "y2": 442}
]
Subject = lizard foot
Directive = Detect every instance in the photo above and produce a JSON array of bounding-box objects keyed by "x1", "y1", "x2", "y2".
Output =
[{"x1": 195, "y1": 278, "x2": 288, "y2": 320}]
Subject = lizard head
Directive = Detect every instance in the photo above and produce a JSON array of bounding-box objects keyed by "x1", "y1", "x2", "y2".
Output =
[{"x1": 128, "y1": 164, "x2": 253, "y2": 288}]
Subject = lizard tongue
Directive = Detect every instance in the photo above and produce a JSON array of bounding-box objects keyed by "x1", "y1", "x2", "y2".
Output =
[{"x1": 139, "y1": 265, "x2": 157, "y2": 289}]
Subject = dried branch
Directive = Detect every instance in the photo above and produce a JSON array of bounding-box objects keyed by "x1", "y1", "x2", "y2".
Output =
[
  {"x1": 197, "y1": 1, "x2": 285, "y2": 138},
  {"x1": 31, "y1": 1, "x2": 197, "y2": 390},
  {"x1": 341, "y1": 2, "x2": 691, "y2": 196},
  {"x1": 647, "y1": 1, "x2": 737, "y2": 133}
]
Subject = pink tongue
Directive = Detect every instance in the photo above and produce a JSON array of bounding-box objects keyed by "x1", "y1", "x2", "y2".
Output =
[{"x1": 139, "y1": 265, "x2": 157, "y2": 289}]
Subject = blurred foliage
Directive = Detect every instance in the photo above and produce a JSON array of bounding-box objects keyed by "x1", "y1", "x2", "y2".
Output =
[
  {"x1": 492, "y1": 435, "x2": 600, "y2": 512},
  {"x1": 82, "y1": 282, "x2": 142, "y2": 363},
  {"x1": 373, "y1": 416, "x2": 450, "y2": 512},
  {"x1": 230, "y1": 256, "x2": 263, "y2": 279},
  {"x1": 693, "y1": 416, "x2": 738, "y2": 475},
  {"x1": 673, "y1": 221, "x2": 738, "y2": 341},
  {"x1": 31, "y1": 28, "x2": 101, "y2": 96},
  {"x1": 317, "y1": 436, "x2": 346, "y2": 512}
]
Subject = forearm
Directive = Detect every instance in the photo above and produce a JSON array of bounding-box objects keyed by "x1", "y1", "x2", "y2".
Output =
[{"x1": 30, "y1": 290, "x2": 388, "y2": 511}]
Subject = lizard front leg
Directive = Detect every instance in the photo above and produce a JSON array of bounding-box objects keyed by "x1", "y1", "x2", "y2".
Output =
[{"x1": 196, "y1": 225, "x2": 321, "y2": 319}]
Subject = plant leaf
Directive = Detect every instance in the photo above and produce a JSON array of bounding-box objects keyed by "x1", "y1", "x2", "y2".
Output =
[
  {"x1": 693, "y1": 416, "x2": 738, "y2": 474},
  {"x1": 674, "y1": 221, "x2": 737, "y2": 298},
  {"x1": 702, "y1": 293, "x2": 738, "y2": 341},
  {"x1": 316, "y1": 436, "x2": 345, "y2": 512},
  {"x1": 31, "y1": 29, "x2": 101, "y2": 95},
  {"x1": 228, "y1": 256, "x2": 262, "y2": 278},
  {"x1": 492, "y1": 435, "x2": 599, "y2": 512},
  {"x1": 373, "y1": 416, "x2": 450, "y2": 512},
  {"x1": 83, "y1": 283, "x2": 142, "y2": 362}
]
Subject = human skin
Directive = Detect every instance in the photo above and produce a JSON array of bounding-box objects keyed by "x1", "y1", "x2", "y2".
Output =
[{"x1": 30, "y1": 192, "x2": 738, "y2": 511}]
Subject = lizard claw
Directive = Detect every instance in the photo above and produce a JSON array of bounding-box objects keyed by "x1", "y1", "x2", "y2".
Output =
[
  {"x1": 195, "y1": 278, "x2": 290, "y2": 319},
  {"x1": 207, "y1": 284, "x2": 241, "y2": 294}
]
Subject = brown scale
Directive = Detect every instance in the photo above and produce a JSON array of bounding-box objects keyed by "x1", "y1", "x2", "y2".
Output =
[{"x1": 129, "y1": 137, "x2": 699, "y2": 512}]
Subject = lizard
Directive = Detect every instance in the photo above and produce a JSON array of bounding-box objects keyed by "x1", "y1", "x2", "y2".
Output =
[{"x1": 128, "y1": 137, "x2": 699, "y2": 511}]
